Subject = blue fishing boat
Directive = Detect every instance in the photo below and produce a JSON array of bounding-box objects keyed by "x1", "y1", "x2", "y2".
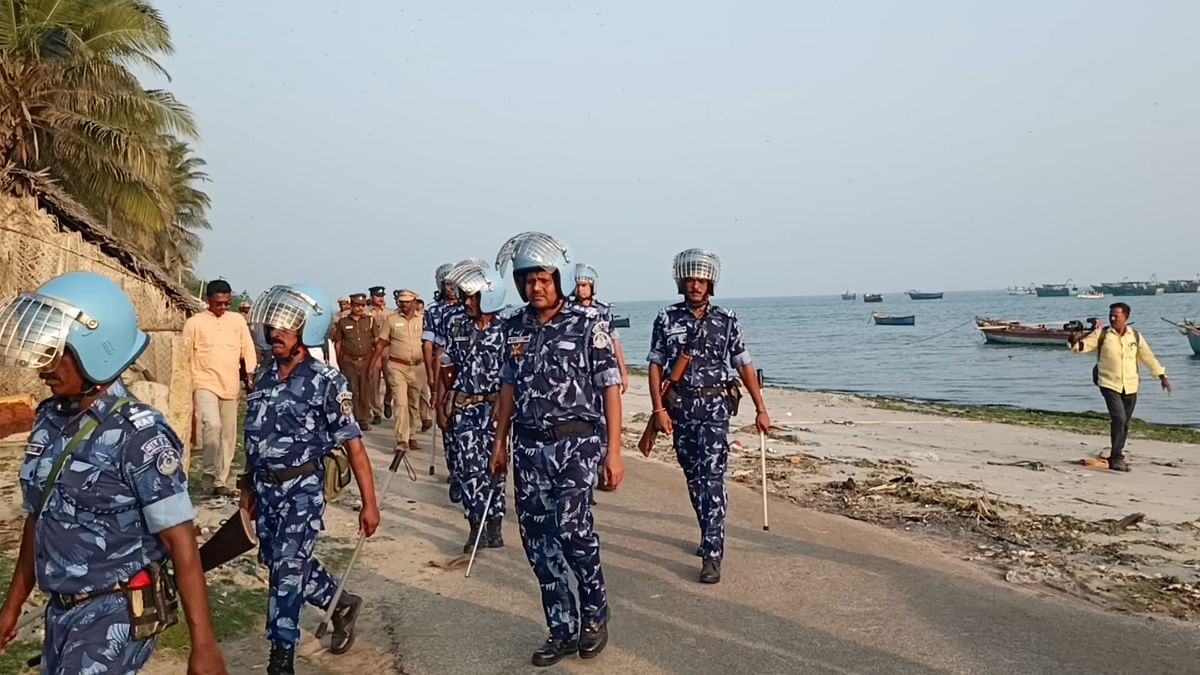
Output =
[
  {"x1": 1162, "y1": 318, "x2": 1200, "y2": 355},
  {"x1": 873, "y1": 313, "x2": 915, "y2": 326},
  {"x1": 906, "y1": 290, "x2": 943, "y2": 300}
]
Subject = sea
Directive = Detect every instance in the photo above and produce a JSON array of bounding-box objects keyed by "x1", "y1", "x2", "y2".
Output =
[{"x1": 606, "y1": 290, "x2": 1200, "y2": 428}]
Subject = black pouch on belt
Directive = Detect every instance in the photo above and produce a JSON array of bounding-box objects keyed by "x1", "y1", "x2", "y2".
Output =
[
  {"x1": 126, "y1": 561, "x2": 179, "y2": 641},
  {"x1": 725, "y1": 379, "x2": 743, "y2": 416}
]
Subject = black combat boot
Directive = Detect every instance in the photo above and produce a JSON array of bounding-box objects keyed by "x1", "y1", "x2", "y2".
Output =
[
  {"x1": 463, "y1": 520, "x2": 482, "y2": 553},
  {"x1": 579, "y1": 620, "x2": 609, "y2": 659},
  {"x1": 485, "y1": 517, "x2": 504, "y2": 548},
  {"x1": 267, "y1": 644, "x2": 295, "y2": 675},
  {"x1": 531, "y1": 634, "x2": 579, "y2": 667},
  {"x1": 330, "y1": 592, "x2": 362, "y2": 655},
  {"x1": 699, "y1": 559, "x2": 721, "y2": 584}
]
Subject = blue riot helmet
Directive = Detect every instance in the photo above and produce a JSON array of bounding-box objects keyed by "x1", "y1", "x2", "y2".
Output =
[
  {"x1": 447, "y1": 263, "x2": 507, "y2": 315},
  {"x1": 673, "y1": 248, "x2": 721, "y2": 296},
  {"x1": 573, "y1": 263, "x2": 599, "y2": 298},
  {"x1": 249, "y1": 283, "x2": 331, "y2": 348},
  {"x1": 0, "y1": 271, "x2": 148, "y2": 384},
  {"x1": 494, "y1": 231, "x2": 576, "y2": 302}
]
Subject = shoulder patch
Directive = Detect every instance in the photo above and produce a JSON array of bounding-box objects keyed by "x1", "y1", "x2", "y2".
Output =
[
  {"x1": 141, "y1": 435, "x2": 174, "y2": 462},
  {"x1": 156, "y1": 449, "x2": 181, "y2": 475},
  {"x1": 336, "y1": 390, "x2": 354, "y2": 416}
]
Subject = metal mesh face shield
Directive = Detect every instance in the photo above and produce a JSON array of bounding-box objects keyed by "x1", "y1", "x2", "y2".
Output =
[
  {"x1": 455, "y1": 257, "x2": 490, "y2": 270},
  {"x1": 434, "y1": 263, "x2": 454, "y2": 285},
  {"x1": 494, "y1": 231, "x2": 570, "y2": 277},
  {"x1": 447, "y1": 264, "x2": 491, "y2": 298},
  {"x1": 0, "y1": 293, "x2": 97, "y2": 371},
  {"x1": 249, "y1": 285, "x2": 322, "y2": 335},
  {"x1": 575, "y1": 263, "x2": 598, "y2": 284},
  {"x1": 673, "y1": 249, "x2": 721, "y2": 285}
]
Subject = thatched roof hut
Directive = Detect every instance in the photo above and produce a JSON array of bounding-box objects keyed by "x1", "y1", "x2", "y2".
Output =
[{"x1": 1, "y1": 173, "x2": 201, "y2": 439}]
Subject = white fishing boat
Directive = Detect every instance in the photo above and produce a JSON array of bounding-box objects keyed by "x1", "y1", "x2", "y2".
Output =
[{"x1": 1077, "y1": 291, "x2": 1105, "y2": 299}]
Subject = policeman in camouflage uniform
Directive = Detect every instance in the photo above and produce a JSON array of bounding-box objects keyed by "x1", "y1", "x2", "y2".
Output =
[
  {"x1": 571, "y1": 263, "x2": 630, "y2": 494},
  {"x1": 0, "y1": 272, "x2": 226, "y2": 674},
  {"x1": 241, "y1": 283, "x2": 382, "y2": 674},
  {"x1": 436, "y1": 262, "x2": 508, "y2": 552},
  {"x1": 489, "y1": 232, "x2": 624, "y2": 667},
  {"x1": 647, "y1": 249, "x2": 771, "y2": 584},
  {"x1": 422, "y1": 263, "x2": 461, "y2": 495}
]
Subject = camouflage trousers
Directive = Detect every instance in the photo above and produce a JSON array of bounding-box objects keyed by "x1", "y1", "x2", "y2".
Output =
[
  {"x1": 42, "y1": 593, "x2": 156, "y2": 673},
  {"x1": 255, "y1": 474, "x2": 339, "y2": 648},
  {"x1": 449, "y1": 402, "x2": 506, "y2": 522},
  {"x1": 513, "y1": 430, "x2": 608, "y2": 640},
  {"x1": 671, "y1": 395, "x2": 732, "y2": 561}
]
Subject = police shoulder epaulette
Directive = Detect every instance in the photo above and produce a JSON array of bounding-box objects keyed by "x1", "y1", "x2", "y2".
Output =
[{"x1": 121, "y1": 401, "x2": 163, "y2": 431}]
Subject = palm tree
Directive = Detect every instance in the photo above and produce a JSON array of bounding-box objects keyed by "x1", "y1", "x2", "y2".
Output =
[
  {"x1": 0, "y1": 0, "x2": 197, "y2": 236},
  {"x1": 131, "y1": 138, "x2": 211, "y2": 272}
]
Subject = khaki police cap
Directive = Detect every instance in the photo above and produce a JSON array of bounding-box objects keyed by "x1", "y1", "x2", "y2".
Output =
[{"x1": 396, "y1": 289, "x2": 418, "y2": 302}]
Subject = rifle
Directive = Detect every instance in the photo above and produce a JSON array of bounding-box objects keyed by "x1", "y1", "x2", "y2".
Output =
[{"x1": 637, "y1": 352, "x2": 691, "y2": 456}]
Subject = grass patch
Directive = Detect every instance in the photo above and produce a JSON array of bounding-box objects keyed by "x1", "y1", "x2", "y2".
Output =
[
  {"x1": 873, "y1": 398, "x2": 1200, "y2": 444},
  {"x1": 156, "y1": 580, "x2": 269, "y2": 652},
  {"x1": 315, "y1": 539, "x2": 355, "y2": 573},
  {"x1": 0, "y1": 548, "x2": 43, "y2": 675}
]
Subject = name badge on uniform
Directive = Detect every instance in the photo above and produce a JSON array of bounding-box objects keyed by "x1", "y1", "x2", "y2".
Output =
[
  {"x1": 25, "y1": 443, "x2": 45, "y2": 457},
  {"x1": 508, "y1": 335, "x2": 531, "y2": 358}
]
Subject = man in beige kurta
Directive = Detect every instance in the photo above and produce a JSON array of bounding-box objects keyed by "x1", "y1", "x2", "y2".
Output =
[
  {"x1": 182, "y1": 278, "x2": 257, "y2": 496},
  {"x1": 373, "y1": 289, "x2": 428, "y2": 451}
]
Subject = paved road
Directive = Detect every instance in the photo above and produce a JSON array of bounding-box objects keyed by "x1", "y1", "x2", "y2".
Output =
[{"x1": 256, "y1": 428, "x2": 1200, "y2": 675}]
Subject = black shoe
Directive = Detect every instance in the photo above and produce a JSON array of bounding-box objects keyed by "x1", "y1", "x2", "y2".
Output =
[
  {"x1": 699, "y1": 559, "x2": 721, "y2": 584},
  {"x1": 463, "y1": 520, "x2": 482, "y2": 554},
  {"x1": 268, "y1": 644, "x2": 295, "y2": 675},
  {"x1": 329, "y1": 592, "x2": 362, "y2": 655},
  {"x1": 579, "y1": 620, "x2": 608, "y2": 659},
  {"x1": 449, "y1": 481, "x2": 462, "y2": 504},
  {"x1": 531, "y1": 635, "x2": 579, "y2": 667},
  {"x1": 695, "y1": 545, "x2": 702, "y2": 557},
  {"x1": 371, "y1": 415, "x2": 382, "y2": 425},
  {"x1": 485, "y1": 517, "x2": 504, "y2": 548},
  {"x1": 1108, "y1": 456, "x2": 1131, "y2": 472},
  {"x1": 384, "y1": 403, "x2": 393, "y2": 419}
]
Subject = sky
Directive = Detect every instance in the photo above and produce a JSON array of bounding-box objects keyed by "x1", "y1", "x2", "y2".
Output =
[{"x1": 148, "y1": 1, "x2": 1199, "y2": 303}]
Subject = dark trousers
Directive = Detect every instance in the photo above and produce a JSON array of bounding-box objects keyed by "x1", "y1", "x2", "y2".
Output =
[{"x1": 1100, "y1": 387, "x2": 1137, "y2": 459}]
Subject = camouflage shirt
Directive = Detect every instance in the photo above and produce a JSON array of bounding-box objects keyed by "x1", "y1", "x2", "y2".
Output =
[
  {"x1": 244, "y1": 355, "x2": 361, "y2": 471},
  {"x1": 648, "y1": 302, "x2": 751, "y2": 388},
  {"x1": 20, "y1": 380, "x2": 194, "y2": 595},
  {"x1": 441, "y1": 312, "x2": 506, "y2": 395},
  {"x1": 500, "y1": 304, "x2": 621, "y2": 429}
]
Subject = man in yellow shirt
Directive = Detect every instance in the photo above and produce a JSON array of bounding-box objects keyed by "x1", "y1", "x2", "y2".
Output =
[
  {"x1": 183, "y1": 279, "x2": 258, "y2": 496},
  {"x1": 1069, "y1": 302, "x2": 1171, "y2": 472}
]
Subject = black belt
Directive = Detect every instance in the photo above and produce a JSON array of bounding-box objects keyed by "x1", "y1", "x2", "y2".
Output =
[
  {"x1": 513, "y1": 421, "x2": 597, "y2": 442},
  {"x1": 450, "y1": 390, "x2": 499, "y2": 410},
  {"x1": 51, "y1": 585, "x2": 123, "y2": 611},
  {"x1": 250, "y1": 460, "x2": 320, "y2": 487}
]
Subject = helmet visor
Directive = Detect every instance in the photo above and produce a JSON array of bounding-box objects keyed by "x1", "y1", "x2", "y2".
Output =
[
  {"x1": 0, "y1": 293, "x2": 97, "y2": 371},
  {"x1": 495, "y1": 231, "x2": 569, "y2": 276},
  {"x1": 249, "y1": 285, "x2": 322, "y2": 335},
  {"x1": 673, "y1": 249, "x2": 721, "y2": 283}
]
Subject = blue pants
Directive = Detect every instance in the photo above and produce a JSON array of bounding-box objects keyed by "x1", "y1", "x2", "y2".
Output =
[
  {"x1": 670, "y1": 394, "x2": 731, "y2": 561},
  {"x1": 255, "y1": 474, "x2": 340, "y2": 648},
  {"x1": 513, "y1": 431, "x2": 608, "y2": 640},
  {"x1": 450, "y1": 402, "x2": 506, "y2": 522},
  {"x1": 42, "y1": 594, "x2": 155, "y2": 674},
  {"x1": 443, "y1": 427, "x2": 460, "y2": 489}
]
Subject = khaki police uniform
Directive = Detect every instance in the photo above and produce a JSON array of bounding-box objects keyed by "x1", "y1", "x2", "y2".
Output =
[
  {"x1": 369, "y1": 292, "x2": 391, "y2": 420},
  {"x1": 331, "y1": 310, "x2": 378, "y2": 425},
  {"x1": 378, "y1": 293, "x2": 428, "y2": 449}
]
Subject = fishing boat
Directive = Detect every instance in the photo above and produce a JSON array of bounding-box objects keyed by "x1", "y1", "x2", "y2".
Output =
[
  {"x1": 612, "y1": 316, "x2": 630, "y2": 329},
  {"x1": 872, "y1": 313, "x2": 914, "y2": 326},
  {"x1": 1094, "y1": 276, "x2": 1162, "y2": 296},
  {"x1": 1077, "y1": 290, "x2": 1105, "y2": 299},
  {"x1": 906, "y1": 290, "x2": 943, "y2": 300},
  {"x1": 975, "y1": 316, "x2": 1095, "y2": 346},
  {"x1": 1161, "y1": 318, "x2": 1200, "y2": 355},
  {"x1": 863, "y1": 293, "x2": 883, "y2": 303},
  {"x1": 1034, "y1": 280, "x2": 1077, "y2": 297},
  {"x1": 841, "y1": 291, "x2": 856, "y2": 300},
  {"x1": 1006, "y1": 285, "x2": 1036, "y2": 296},
  {"x1": 1164, "y1": 277, "x2": 1200, "y2": 294}
]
